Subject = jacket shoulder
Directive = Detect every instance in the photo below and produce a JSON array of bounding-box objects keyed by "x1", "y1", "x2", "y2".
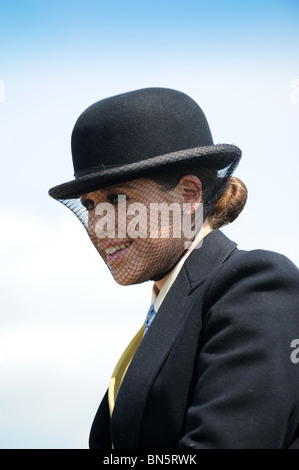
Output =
[
  {"x1": 203, "y1": 246, "x2": 299, "y2": 321},
  {"x1": 223, "y1": 247, "x2": 299, "y2": 280}
]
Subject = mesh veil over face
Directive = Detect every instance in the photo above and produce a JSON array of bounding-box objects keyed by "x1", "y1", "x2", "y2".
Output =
[{"x1": 56, "y1": 160, "x2": 237, "y2": 286}]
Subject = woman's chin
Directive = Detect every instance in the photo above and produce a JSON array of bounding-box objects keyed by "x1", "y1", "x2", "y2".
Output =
[
  {"x1": 111, "y1": 274, "x2": 143, "y2": 286},
  {"x1": 110, "y1": 267, "x2": 153, "y2": 286}
]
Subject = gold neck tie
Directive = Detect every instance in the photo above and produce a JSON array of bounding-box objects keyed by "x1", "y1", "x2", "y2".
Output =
[{"x1": 108, "y1": 323, "x2": 145, "y2": 417}]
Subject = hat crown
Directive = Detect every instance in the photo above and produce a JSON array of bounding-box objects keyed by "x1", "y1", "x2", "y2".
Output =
[{"x1": 71, "y1": 87, "x2": 214, "y2": 176}]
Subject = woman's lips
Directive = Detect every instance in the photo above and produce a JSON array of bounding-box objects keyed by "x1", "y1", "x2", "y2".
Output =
[{"x1": 104, "y1": 241, "x2": 133, "y2": 264}]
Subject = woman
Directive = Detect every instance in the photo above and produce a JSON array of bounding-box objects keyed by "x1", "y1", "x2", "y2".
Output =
[{"x1": 49, "y1": 87, "x2": 299, "y2": 449}]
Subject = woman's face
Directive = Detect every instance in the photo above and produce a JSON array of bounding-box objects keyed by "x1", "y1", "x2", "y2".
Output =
[{"x1": 80, "y1": 177, "x2": 188, "y2": 285}]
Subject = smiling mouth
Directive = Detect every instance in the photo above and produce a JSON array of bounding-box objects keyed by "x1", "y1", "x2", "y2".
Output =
[
  {"x1": 105, "y1": 241, "x2": 132, "y2": 255},
  {"x1": 104, "y1": 241, "x2": 133, "y2": 263}
]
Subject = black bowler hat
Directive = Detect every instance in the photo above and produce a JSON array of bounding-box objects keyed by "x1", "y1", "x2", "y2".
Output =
[{"x1": 48, "y1": 87, "x2": 241, "y2": 200}]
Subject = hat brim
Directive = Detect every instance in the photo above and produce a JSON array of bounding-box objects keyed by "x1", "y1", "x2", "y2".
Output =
[{"x1": 49, "y1": 144, "x2": 241, "y2": 200}]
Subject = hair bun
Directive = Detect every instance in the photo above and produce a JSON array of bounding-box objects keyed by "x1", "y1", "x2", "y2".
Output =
[{"x1": 208, "y1": 177, "x2": 248, "y2": 229}]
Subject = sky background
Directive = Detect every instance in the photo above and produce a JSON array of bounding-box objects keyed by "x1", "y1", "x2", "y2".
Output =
[{"x1": 0, "y1": 0, "x2": 298, "y2": 449}]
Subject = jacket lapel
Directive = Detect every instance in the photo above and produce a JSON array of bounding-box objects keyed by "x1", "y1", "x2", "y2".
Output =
[{"x1": 111, "y1": 229, "x2": 237, "y2": 448}]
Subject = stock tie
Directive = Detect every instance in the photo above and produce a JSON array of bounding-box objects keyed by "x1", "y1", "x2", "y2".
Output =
[{"x1": 144, "y1": 304, "x2": 156, "y2": 334}]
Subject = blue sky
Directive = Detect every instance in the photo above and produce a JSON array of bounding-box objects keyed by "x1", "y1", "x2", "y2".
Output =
[
  {"x1": 1, "y1": 0, "x2": 299, "y2": 68},
  {"x1": 0, "y1": 0, "x2": 298, "y2": 449}
]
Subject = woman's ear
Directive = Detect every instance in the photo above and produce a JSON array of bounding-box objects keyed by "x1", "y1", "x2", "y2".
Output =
[
  {"x1": 177, "y1": 175, "x2": 202, "y2": 204},
  {"x1": 177, "y1": 175, "x2": 204, "y2": 246}
]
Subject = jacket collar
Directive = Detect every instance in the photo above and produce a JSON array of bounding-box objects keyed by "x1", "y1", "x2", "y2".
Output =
[
  {"x1": 184, "y1": 229, "x2": 237, "y2": 287},
  {"x1": 111, "y1": 229, "x2": 237, "y2": 448}
]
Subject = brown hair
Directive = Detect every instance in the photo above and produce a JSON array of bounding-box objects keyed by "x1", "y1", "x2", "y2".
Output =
[
  {"x1": 149, "y1": 169, "x2": 247, "y2": 230},
  {"x1": 207, "y1": 176, "x2": 248, "y2": 229}
]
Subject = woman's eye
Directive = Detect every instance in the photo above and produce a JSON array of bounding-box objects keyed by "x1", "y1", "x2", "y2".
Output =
[
  {"x1": 108, "y1": 194, "x2": 127, "y2": 205},
  {"x1": 110, "y1": 195, "x2": 119, "y2": 205},
  {"x1": 82, "y1": 199, "x2": 95, "y2": 211}
]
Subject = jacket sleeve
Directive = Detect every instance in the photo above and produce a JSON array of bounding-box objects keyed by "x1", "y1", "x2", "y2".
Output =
[{"x1": 179, "y1": 249, "x2": 299, "y2": 449}]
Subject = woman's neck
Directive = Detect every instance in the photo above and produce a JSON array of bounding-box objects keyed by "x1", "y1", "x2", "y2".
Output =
[{"x1": 154, "y1": 222, "x2": 213, "y2": 293}]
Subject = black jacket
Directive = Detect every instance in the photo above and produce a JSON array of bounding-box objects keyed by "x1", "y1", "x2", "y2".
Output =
[{"x1": 89, "y1": 230, "x2": 299, "y2": 449}]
